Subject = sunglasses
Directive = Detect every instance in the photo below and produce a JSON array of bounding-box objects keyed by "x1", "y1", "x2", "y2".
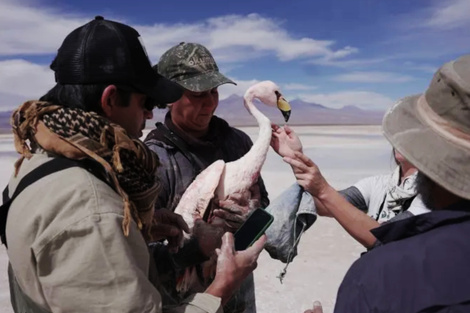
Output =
[{"x1": 116, "y1": 85, "x2": 158, "y2": 111}]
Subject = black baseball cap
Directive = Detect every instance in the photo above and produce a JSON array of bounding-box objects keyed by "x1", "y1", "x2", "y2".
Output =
[{"x1": 50, "y1": 16, "x2": 182, "y2": 105}]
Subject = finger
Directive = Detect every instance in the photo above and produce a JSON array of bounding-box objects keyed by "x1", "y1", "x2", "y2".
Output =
[
  {"x1": 245, "y1": 234, "x2": 266, "y2": 256},
  {"x1": 293, "y1": 151, "x2": 315, "y2": 167},
  {"x1": 214, "y1": 200, "x2": 245, "y2": 213},
  {"x1": 312, "y1": 301, "x2": 323, "y2": 313},
  {"x1": 227, "y1": 192, "x2": 245, "y2": 202},
  {"x1": 173, "y1": 214, "x2": 190, "y2": 233},
  {"x1": 152, "y1": 224, "x2": 181, "y2": 238},
  {"x1": 212, "y1": 209, "x2": 245, "y2": 223},
  {"x1": 284, "y1": 124, "x2": 293, "y2": 134},
  {"x1": 283, "y1": 157, "x2": 310, "y2": 172},
  {"x1": 220, "y1": 232, "x2": 235, "y2": 254}
]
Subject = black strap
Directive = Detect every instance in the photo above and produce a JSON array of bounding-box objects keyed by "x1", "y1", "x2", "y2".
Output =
[
  {"x1": 1, "y1": 157, "x2": 108, "y2": 248},
  {"x1": 155, "y1": 122, "x2": 205, "y2": 174},
  {"x1": 375, "y1": 195, "x2": 387, "y2": 221}
]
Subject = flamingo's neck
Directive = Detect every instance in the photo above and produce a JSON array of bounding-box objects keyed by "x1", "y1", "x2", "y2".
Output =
[
  {"x1": 242, "y1": 92, "x2": 272, "y2": 170},
  {"x1": 217, "y1": 90, "x2": 273, "y2": 199}
]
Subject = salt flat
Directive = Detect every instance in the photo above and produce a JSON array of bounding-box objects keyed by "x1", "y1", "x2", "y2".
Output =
[{"x1": 0, "y1": 125, "x2": 392, "y2": 313}]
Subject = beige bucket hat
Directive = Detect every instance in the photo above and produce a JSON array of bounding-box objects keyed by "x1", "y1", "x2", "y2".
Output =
[{"x1": 383, "y1": 54, "x2": 470, "y2": 200}]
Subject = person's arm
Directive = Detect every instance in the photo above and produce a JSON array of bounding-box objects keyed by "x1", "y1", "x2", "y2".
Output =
[
  {"x1": 313, "y1": 186, "x2": 369, "y2": 217},
  {"x1": 283, "y1": 152, "x2": 379, "y2": 249},
  {"x1": 316, "y1": 186, "x2": 379, "y2": 248}
]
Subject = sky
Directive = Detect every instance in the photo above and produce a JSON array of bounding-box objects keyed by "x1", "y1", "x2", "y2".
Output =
[{"x1": 0, "y1": 0, "x2": 469, "y2": 111}]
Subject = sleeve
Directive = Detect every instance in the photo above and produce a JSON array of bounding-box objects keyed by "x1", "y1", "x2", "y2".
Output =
[
  {"x1": 264, "y1": 183, "x2": 317, "y2": 263},
  {"x1": 338, "y1": 186, "x2": 368, "y2": 212},
  {"x1": 147, "y1": 142, "x2": 173, "y2": 211},
  {"x1": 348, "y1": 175, "x2": 386, "y2": 212},
  {"x1": 34, "y1": 207, "x2": 221, "y2": 313}
]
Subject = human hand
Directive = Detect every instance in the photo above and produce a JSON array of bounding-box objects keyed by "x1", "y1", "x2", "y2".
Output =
[
  {"x1": 192, "y1": 219, "x2": 225, "y2": 258},
  {"x1": 304, "y1": 301, "x2": 324, "y2": 313},
  {"x1": 206, "y1": 232, "x2": 266, "y2": 305},
  {"x1": 213, "y1": 184, "x2": 261, "y2": 232},
  {"x1": 283, "y1": 151, "x2": 329, "y2": 198},
  {"x1": 270, "y1": 123, "x2": 303, "y2": 158},
  {"x1": 151, "y1": 208, "x2": 189, "y2": 253}
]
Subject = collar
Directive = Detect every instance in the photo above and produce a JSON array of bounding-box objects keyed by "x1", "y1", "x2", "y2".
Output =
[
  {"x1": 164, "y1": 112, "x2": 230, "y2": 147},
  {"x1": 372, "y1": 201, "x2": 470, "y2": 245}
]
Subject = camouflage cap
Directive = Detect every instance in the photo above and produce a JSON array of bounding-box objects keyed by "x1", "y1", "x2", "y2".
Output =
[{"x1": 156, "y1": 42, "x2": 236, "y2": 92}]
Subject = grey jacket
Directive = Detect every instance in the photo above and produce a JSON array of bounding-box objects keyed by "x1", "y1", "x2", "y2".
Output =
[{"x1": 145, "y1": 114, "x2": 269, "y2": 212}]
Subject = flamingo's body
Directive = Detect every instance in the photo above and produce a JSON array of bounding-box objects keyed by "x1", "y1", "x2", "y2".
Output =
[{"x1": 173, "y1": 80, "x2": 291, "y2": 292}]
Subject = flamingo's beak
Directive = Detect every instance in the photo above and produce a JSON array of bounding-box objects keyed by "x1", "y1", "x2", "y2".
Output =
[{"x1": 277, "y1": 97, "x2": 291, "y2": 123}]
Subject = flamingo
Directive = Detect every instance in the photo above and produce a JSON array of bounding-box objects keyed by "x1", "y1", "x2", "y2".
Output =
[{"x1": 173, "y1": 80, "x2": 291, "y2": 292}]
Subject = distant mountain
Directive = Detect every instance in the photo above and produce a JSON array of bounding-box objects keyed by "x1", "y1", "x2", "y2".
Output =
[
  {"x1": 0, "y1": 95, "x2": 385, "y2": 134},
  {"x1": 151, "y1": 94, "x2": 385, "y2": 126},
  {"x1": 0, "y1": 111, "x2": 12, "y2": 134}
]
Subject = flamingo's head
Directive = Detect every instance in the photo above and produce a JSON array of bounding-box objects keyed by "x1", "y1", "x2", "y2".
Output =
[{"x1": 245, "y1": 80, "x2": 291, "y2": 122}]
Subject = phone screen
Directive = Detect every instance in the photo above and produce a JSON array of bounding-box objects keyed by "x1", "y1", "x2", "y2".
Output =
[{"x1": 234, "y1": 208, "x2": 274, "y2": 251}]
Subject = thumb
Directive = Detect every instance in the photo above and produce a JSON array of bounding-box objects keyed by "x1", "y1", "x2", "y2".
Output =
[
  {"x1": 312, "y1": 301, "x2": 323, "y2": 313},
  {"x1": 245, "y1": 234, "x2": 266, "y2": 256}
]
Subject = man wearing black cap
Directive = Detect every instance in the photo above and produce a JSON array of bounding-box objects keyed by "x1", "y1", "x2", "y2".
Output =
[{"x1": 1, "y1": 17, "x2": 265, "y2": 313}]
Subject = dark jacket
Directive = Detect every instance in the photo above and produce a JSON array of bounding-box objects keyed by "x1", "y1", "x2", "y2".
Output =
[
  {"x1": 145, "y1": 113, "x2": 269, "y2": 212},
  {"x1": 144, "y1": 113, "x2": 270, "y2": 313},
  {"x1": 334, "y1": 204, "x2": 470, "y2": 313}
]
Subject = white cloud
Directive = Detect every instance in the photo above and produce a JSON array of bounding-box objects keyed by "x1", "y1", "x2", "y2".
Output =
[
  {"x1": 299, "y1": 91, "x2": 395, "y2": 110},
  {"x1": 403, "y1": 62, "x2": 437, "y2": 74},
  {"x1": 217, "y1": 78, "x2": 260, "y2": 100},
  {"x1": 423, "y1": 0, "x2": 470, "y2": 30},
  {"x1": 333, "y1": 71, "x2": 414, "y2": 83},
  {"x1": 0, "y1": 1, "x2": 87, "y2": 55},
  {"x1": 328, "y1": 46, "x2": 359, "y2": 59},
  {"x1": 217, "y1": 79, "x2": 316, "y2": 100},
  {"x1": 0, "y1": 59, "x2": 55, "y2": 95},
  {"x1": 282, "y1": 83, "x2": 317, "y2": 91},
  {"x1": 201, "y1": 14, "x2": 357, "y2": 61},
  {"x1": 0, "y1": 2, "x2": 356, "y2": 64},
  {"x1": 0, "y1": 92, "x2": 31, "y2": 112},
  {"x1": 0, "y1": 59, "x2": 56, "y2": 110},
  {"x1": 309, "y1": 56, "x2": 390, "y2": 68}
]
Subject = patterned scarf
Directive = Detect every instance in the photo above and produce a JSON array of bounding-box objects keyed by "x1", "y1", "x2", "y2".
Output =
[
  {"x1": 11, "y1": 100, "x2": 160, "y2": 236},
  {"x1": 377, "y1": 166, "x2": 418, "y2": 223}
]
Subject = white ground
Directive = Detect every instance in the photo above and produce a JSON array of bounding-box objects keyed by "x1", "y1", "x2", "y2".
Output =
[{"x1": 0, "y1": 125, "x2": 392, "y2": 313}]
